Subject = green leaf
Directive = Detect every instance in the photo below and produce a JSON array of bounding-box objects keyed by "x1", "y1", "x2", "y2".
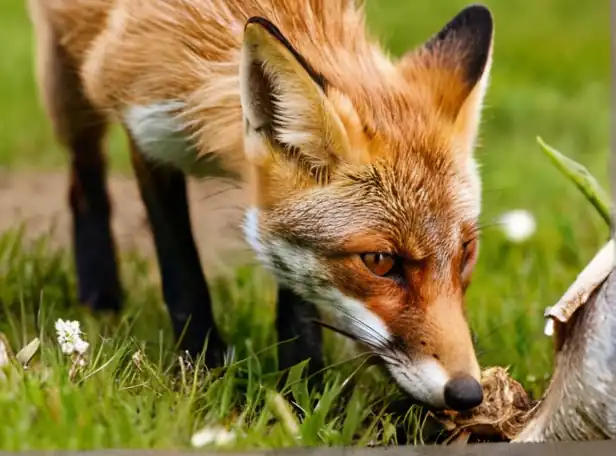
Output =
[
  {"x1": 537, "y1": 136, "x2": 611, "y2": 226},
  {"x1": 15, "y1": 337, "x2": 39, "y2": 367}
]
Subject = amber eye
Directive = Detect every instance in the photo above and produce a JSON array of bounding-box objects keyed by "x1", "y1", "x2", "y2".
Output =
[{"x1": 361, "y1": 253, "x2": 396, "y2": 277}]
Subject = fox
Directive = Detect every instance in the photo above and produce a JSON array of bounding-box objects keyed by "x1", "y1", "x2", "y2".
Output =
[{"x1": 27, "y1": 0, "x2": 494, "y2": 411}]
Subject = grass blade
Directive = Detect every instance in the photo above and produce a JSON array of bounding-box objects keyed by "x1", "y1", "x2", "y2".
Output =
[{"x1": 537, "y1": 136, "x2": 611, "y2": 226}]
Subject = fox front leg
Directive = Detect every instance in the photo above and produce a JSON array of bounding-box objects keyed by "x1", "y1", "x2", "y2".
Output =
[{"x1": 276, "y1": 286, "x2": 325, "y2": 390}]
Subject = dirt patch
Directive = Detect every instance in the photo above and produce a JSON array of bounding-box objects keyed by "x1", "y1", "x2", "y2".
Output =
[{"x1": 0, "y1": 169, "x2": 255, "y2": 277}]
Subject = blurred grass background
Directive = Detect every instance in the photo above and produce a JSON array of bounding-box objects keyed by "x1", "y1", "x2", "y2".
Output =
[{"x1": 0, "y1": 0, "x2": 610, "y2": 449}]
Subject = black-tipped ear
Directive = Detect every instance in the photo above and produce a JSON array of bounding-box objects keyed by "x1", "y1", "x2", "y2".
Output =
[
  {"x1": 424, "y1": 4, "x2": 494, "y2": 88},
  {"x1": 398, "y1": 5, "x2": 495, "y2": 159},
  {"x1": 239, "y1": 16, "x2": 349, "y2": 174},
  {"x1": 245, "y1": 17, "x2": 327, "y2": 90}
]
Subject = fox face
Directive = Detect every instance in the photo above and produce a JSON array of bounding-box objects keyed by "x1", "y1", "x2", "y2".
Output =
[{"x1": 240, "y1": 6, "x2": 493, "y2": 410}]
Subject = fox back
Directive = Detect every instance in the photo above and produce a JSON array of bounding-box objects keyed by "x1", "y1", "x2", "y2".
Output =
[{"x1": 28, "y1": 0, "x2": 494, "y2": 411}]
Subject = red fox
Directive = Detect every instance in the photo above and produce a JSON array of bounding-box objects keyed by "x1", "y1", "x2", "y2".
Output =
[{"x1": 27, "y1": 0, "x2": 493, "y2": 411}]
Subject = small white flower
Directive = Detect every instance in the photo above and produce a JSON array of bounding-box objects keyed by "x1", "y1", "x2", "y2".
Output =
[
  {"x1": 498, "y1": 209, "x2": 536, "y2": 243},
  {"x1": 191, "y1": 426, "x2": 237, "y2": 448},
  {"x1": 59, "y1": 342, "x2": 73, "y2": 355},
  {"x1": 55, "y1": 319, "x2": 89, "y2": 355},
  {"x1": 73, "y1": 338, "x2": 89, "y2": 355}
]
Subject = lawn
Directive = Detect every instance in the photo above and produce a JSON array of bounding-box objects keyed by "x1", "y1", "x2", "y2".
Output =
[{"x1": 0, "y1": 0, "x2": 610, "y2": 450}]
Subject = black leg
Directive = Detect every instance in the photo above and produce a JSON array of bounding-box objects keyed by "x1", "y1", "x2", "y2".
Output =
[
  {"x1": 34, "y1": 26, "x2": 122, "y2": 315},
  {"x1": 68, "y1": 125, "x2": 123, "y2": 313},
  {"x1": 128, "y1": 138, "x2": 225, "y2": 365},
  {"x1": 276, "y1": 286, "x2": 325, "y2": 389}
]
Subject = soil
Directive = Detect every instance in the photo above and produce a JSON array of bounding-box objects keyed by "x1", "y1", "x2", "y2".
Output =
[{"x1": 0, "y1": 169, "x2": 255, "y2": 277}]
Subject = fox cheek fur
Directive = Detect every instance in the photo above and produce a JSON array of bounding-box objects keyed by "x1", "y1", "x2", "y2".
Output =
[{"x1": 239, "y1": 6, "x2": 494, "y2": 411}]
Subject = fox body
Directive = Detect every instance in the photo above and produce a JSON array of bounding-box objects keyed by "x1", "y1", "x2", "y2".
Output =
[{"x1": 28, "y1": 0, "x2": 493, "y2": 411}]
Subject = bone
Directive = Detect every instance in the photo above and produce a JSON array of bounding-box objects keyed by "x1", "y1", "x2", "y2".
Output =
[
  {"x1": 543, "y1": 239, "x2": 614, "y2": 331},
  {"x1": 513, "y1": 256, "x2": 616, "y2": 442}
]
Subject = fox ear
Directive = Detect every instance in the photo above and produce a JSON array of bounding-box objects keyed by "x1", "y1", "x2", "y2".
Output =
[
  {"x1": 239, "y1": 17, "x2": 349, "y2": 177},
  {"x1": 399, "y1": 5, "x2": 494, "y2": 156}
]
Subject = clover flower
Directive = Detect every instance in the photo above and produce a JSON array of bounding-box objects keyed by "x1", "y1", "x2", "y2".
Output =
[{"x1": 55, "y1": 319, "x2": 89, "y2": 355}]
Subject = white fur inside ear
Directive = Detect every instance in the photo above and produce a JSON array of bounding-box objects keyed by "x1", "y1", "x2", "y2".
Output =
[
  {"x1": 239, "y1": 44, "x2": 322, "y2": 153},
  {"x1": 238, "y1": 39, "x2": 262, "y2": 130},
  {"x1": 238, "y1": 29, "x2": 348, "y2": 165}
]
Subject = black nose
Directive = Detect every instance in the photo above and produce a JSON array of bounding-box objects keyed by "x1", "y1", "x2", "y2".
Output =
[{"x1": 444, "y1": 375, "x2": 483, "y2": 411}]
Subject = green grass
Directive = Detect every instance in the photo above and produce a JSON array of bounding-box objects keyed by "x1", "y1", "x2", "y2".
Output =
[
  {"x1": 1, "y1": 231, "x2": 424, "y2": 450},
  {"x1": 0, "y1": 0, "x2": 610, "y2": 450}
]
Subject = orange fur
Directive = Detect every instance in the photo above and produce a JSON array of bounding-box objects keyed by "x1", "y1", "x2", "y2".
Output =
[
  {"x1": 29, "y1": 0, "x2": 485, "y2": 180},
  {"x1": 28, "y1": 0, "x2": 495, "y2": 409}
]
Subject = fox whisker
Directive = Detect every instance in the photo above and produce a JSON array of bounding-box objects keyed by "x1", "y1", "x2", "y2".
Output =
[
  {"x1": 310, "y1": 318, "x2": 404, "y2": 368},
  {"x1": 332, "y1": 308, "x2": 392, "y2": 350},
  {"x1": 310, "y1": 318, "x2": 361, "y2": 343}
]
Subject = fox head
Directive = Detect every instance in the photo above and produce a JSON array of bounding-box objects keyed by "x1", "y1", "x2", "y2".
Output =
[{"x1": 239, "y1": 5, "x2": 494, "y2": 411}]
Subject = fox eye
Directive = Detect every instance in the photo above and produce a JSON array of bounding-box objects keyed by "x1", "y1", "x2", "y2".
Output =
[{"x1": 361, "y1": 253, "x2": 396, "y2": 277}]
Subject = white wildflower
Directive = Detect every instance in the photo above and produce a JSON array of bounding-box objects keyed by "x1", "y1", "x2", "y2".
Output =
[
  {"x1": 498, "y1": 209, "x2": 536, "y2": 243},
  {"x1": 73, "y1": 338, "x2": 89, "y2": 355},
  {"x1": 55, "y1": 319, "x2": 89, "y2": 355},
  {"x1": 191, "y1": 426, "x2": 237, "y2": 448}
]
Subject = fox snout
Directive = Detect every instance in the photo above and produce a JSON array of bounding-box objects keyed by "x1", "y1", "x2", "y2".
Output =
[
  {"x1": 386, "y1": 353, "x2": 482, "y2": 412},
  {"x1": 386, "y1": 351, "x2": 483, "y2": 412},
  {"x1": 382, "y1": 295, "x2": 483, "y2": 411}
]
